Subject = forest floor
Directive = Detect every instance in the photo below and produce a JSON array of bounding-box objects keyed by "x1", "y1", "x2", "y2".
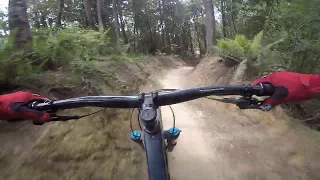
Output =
[{"x1": 0, "y1": 56, "x2": 320, "y2": 180}]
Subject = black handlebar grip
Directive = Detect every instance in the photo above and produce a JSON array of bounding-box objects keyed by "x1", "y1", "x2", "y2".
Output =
[{"x1": 260, "y1": 83, "x2": 275, "y2": 96}]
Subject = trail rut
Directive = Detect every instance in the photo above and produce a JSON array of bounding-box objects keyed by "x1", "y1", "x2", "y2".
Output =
[{"x1": 143, "y1": 66, "x2": 320, "y2": 180}]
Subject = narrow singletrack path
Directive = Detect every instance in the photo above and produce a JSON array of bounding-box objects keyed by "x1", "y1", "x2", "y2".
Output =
[
  {"x1": 146, "y1": 66, "x2": 320, "y2": 180},
  {"x1": 160, "y1": 67, "x2": 217, "y2": 180}
]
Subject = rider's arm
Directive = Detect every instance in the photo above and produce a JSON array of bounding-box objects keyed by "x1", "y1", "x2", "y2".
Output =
[
  {"x1": 0, "y1": 92, "x2": 51, "y2": 124},
  {"x1": 252, "y1": 72, "x2": 320, "y2": 110}
]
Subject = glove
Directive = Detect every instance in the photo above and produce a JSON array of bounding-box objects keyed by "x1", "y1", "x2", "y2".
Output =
[
  {"x1": 0, "y1": 91, "x2": 51, "y2": 125},
  {"x1": 252, "y1": 71, "x2": 320, "y2": 111}
]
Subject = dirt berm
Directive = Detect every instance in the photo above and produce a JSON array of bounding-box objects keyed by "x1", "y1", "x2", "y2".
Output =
[
  {"x1": 134, "y1": 56, "x2": 320, "y2": 180},
  {"x1": 0, "y1": 56, "x2": 183, "y2": 180},
  {"x1": 178, "y1": 56, "x2": 320, "y2": 180}
]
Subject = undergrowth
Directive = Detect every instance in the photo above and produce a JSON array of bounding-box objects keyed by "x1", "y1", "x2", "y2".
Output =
[
  {"x1": 217, "y1": 31, "x2": 286, "y2": 76},
  {"x1": 0, "y1": 28, "x2": 146, "y2": 91},
  {"x1": 217, "y1": 31, "x2": 320, "y2": 131}
]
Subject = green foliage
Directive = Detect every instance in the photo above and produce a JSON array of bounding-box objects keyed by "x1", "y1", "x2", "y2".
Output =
[
  {"x1": 217, "y1": 30, "x2": 287, "y2": 75},
  {"x1": 217, "y1": 31, "x2": 264, "y2": 62},
  {"x1": 0, "y1": 36, "x2": 37, "y2": 88},
  {"x1": 0, "y1": 28, "x2": 116, "y2": 88},
  {"x1": 32, "y1": 28, "x2": 112, "y2": 65},
  {"x1": 263, "y1": 0, "x2": 320, "y2": 74},
  {"x1": 0, "y1": 10, "x2": 8, "y2": 37},
  {"x1": 251, "y1": 31, "x2": 263, "y2": 57}
]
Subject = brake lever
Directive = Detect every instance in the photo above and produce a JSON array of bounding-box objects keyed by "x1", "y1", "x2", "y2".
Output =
[
  {"x1": 207, "y1": 96, "x2": 262, "y2": 110},
  {"x1": 215, "y1": 97, "x2": 249, "y2": 104},
  {"x1": 28, "y1": 100, "x2": 58, "y2": 113},
  {"x1": 237, "y1": 103, "x2": 261, "y2": 110},
  {"x1": 49, "y1": 115, "x2": 82, "y2": 122}
]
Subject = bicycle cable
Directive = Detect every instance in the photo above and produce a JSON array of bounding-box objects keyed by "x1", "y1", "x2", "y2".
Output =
[
  {"x1": 129, "y1": 108, "x2": 143, "y2": 132},
  {"x1": 169, "y1": 105, "x2": 176, "y2": 128},
  {"x1": 50, "y1": 107, "x2": 107, "y2": 121},
  {"x1": 205, "y1": 96, "x2": 221, "y2": 101},
  {"x1": 130, "y1": 109, "x2": 135, "y2": 132}
]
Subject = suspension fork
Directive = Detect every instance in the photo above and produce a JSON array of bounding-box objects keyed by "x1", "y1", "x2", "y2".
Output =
[
  {"x1": 163, "y1": 128, "x2": 181, "y2": 152},
  {"x1": 130, "y1": 91, "x2": 181, "y2": 151},
  {"x1": 131, "y1": 127, "x2": 181, "y2": 151}
]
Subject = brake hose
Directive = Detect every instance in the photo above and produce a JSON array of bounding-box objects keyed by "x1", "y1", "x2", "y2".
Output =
[{"x1": 51, "y1": 108, "x2": 107, "y2": 121}]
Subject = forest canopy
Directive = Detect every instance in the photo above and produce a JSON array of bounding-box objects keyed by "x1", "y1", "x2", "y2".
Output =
[{"x1": 0, "y1": 0, "x2": 320, "y2": 86}]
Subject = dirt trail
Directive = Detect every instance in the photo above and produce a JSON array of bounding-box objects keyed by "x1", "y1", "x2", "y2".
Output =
[
  {"x1": 150, "y1": 66, "x2": 320, "y2": 180},
  {"x1": 160, "y1": 67, "x2": 217, "y2": 180}
]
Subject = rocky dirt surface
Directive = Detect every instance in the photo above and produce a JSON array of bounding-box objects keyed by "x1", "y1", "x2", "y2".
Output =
[
  {"x1": 140, "y1": 57, "x2": 320, "y2": 180},
  {"x1": 0, "y1": 56, "x2": 183, "y2": 180},
  {"x1": 1, "y1": 56, "x2": 320, "y2": 180}
]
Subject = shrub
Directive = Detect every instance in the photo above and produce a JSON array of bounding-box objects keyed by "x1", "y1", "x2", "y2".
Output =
[
  {"x1": 0, "y1": 28, "x2": 115, "y2": 89},
  {"x1": 217, "y1": 31, "x2": 286, "y2": 75},
  {"x1": 0, "y1": 34, "x2": 37, "y2": 89},
  {"x1": 263, "y1": 0, "x2": 320, "y2": 74},
  {"x1": 32, "y1": 28, "x2": 113, "y2": 68},
  {"x1": 217, "y1": 31, "x2": 264, "y2": 62}
]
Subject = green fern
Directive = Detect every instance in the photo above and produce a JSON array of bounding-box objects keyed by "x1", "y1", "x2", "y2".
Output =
[
  {"x1": 0, "y1": 28, "x2": 115, "y2": 87},
  {"x1": 217, "y1": 31, "x2": 265, "y2": 62},
  {"x1": 250, "y1": 31, "x2": 264, "y2": 59},
  {"x1": 217, "y1": 37, "x2": 246, "y2": 60}
]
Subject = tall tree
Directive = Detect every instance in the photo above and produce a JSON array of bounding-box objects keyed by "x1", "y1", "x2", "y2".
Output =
[
  {"x1": 118, "y1": 1, "x2": 128, "y2": 44},
  {"x1": 220, "y1": 0, "x2": 227, "y2": 37},
  {"x1": 230, "y1": 0, "x2": 237, "y2": 34},
  {"x1": 112, "y1": 0, "x2": 120, "y2": 43},
  {"x1": 97, "y1": 0, "x2": 106, "y2": 31},
  {"x1": 8, "y1": 0, "x2": 32, "y2": 49},
  {"x1": 56, "y1": 0, "x2": 64, "y2": 27},
  {"x1": 202, "y1": 0, "x2": 216, "y2": 52},
  {"x1": 84, "y1": 0, "x2": 95, "y2": 29},
  {"x1": 30, "y1": 0, "x2": 40, "y2": 28}
]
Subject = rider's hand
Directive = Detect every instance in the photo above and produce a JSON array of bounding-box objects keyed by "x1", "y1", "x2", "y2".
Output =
[
  {"x1": 0, "y1": 91, "x2": 51, "y2": 125},
  {"x1": 252, "y1": 72, "x2": 320, "y2": 111}
]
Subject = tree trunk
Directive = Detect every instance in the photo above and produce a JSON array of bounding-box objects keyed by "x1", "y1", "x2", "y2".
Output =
[
  {"x1": 48, "y1": 18, "x2": 53, "y2": 28},
  {"x1": 231, "y1": 0, "x2": 237, "y2": 34},
  {"x1": 133, "y1": 22, "x2": 136, "y2": 52},
  {"x1": 202, "y1": 0, "x2": 216, "y2": 52},
  {"x1": 179, "y1": 34, "x2": 185, "y2": 55},
  {"x1": 159, "y1": 0, "x2": 165, "y2": 52},
  {"x1": 84, "y1": 0, "x2": 95, "y2": 29},
  {"x1": 118, "y1": 1, "x2": 128, "y2": 44},
  {"x1": 8, "y1": 0, "x2": 32, "y2": 49},
  {"x1": 34, "y1": 12, "x2": 41, "y2": 28},
  {"x1": 31, "y1": 0, "x2": 40, "y2": 28},
  {"x1": 81, "y1": 2, "x2": 89, "y2": 28},
  {"x1": 56, "y1": 0, "x2": 64, "y2": 27},
  {"x1": 188, "y1": 26, "x2": 194, "y2": 54},
  {"x1": 112, "y1": 0, "x2": 120, "y2": 43},
  {"x1": 220, "y1": 0, "x2": 227, "y2": 38},
  {"x1": 92, "y1": 0, "x2": 99, "y2": 27},
  {"x1": 40, "y1": 12, "x2": 48, "y2": 27},
  {"x1": 97, "y1": 0, "x2": 106, "y2": 31},
  {"x1": 147, "y1": 14, "x2": 153, "y2": 45},
  {"x1": 190, "y1": 32, "x2": 194, "y2": 54},
  {"x1": 165, "y1": 29, "x2": 171, "y2": 54},
  {"x1": 163, "y1": 0, "x2": 171, "y2": 54}
]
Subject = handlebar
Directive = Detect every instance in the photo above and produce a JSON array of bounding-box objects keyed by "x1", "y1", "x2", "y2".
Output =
[
  {"x1": 154, "y1": 84, "x2": 273, "y2": 106},
  {"x1": 31, "y1": 96, "x2": 142, "y2": 111},
  {"x1": 30, "y1": 83, "x2": 274, "y2": 111}
]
